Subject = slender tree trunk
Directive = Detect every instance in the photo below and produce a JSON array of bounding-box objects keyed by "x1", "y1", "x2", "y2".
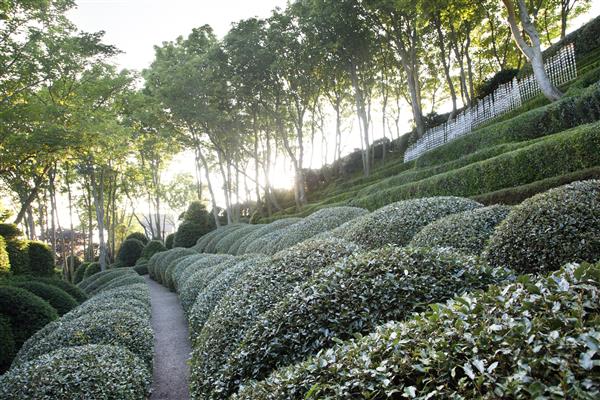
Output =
[
  {"x1": 66, "y1": 168, "x2": 75, "y2": 281},
  {"x1": 195, "y1": 145, "x2": 221, "y2": 228},
  {"x1": 90, "y1": 167, "x2": 107, "y2": 271},
  {"x1": 349, "y1": 62, "x2": 370, "y2": 177},
  {"x1": 434, "y1": 17, "x2": 458, "y2": 117},
  {"x1": 253, "y1": 113, "x2": 262, "y2": 217}
]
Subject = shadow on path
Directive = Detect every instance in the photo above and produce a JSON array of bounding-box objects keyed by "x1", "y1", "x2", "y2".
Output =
[{"x1": 145, "y1": 275, "x2": 191, "y2": 400}]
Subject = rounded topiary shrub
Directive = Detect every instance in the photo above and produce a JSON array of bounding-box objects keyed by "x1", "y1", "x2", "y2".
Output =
[
  {"x1": 214, "y1": 225, "x2": 261, "y2": 255},
  {"x1": 343, "y1": 197, "x2": 482, "y2": 250},
  {"x1": 165, "y1": 233, "x2": 175, "y2": 249},
  {"x1": 125, "y1": 232, "x2": 149, "y2": 245},
  {"x1": 34, "y1": 278, "x2": 88, "y2": 304},
  {"x1": 134, "y1": 262, "x2": 149, "y2": 276},
  {"x1": 0, "y1": 345, "x2": 151, "y2": 399},
  {"x1": 27, "y1": 241, "x2": 55, "y2": 277},
  {"x1": 485, "y1": 180, "x2": 600, "y2": 274},
  {"x1": 14, "y1": 281, "x2": 78, "y2": 316},
  {"x1": 190, "y1": 238, "x2": 360, "y2": 399},
  {"x1": 169, "y1": 254, "x2": 232, "y2": 291},
  {"x1": 73, "y1": 262, "x2": 89, "y2": 284},
  {"x1": 222, "y1": 246, "x2": 510, "y2": 397},
  {"x1": 203, "y1": 225, "x2": 246, "y2": 254},
  {"x1": 141, "y1": 239, "x2": 167, "y2": 260},
  {"x1": 0, "y1": 314, "x2": 15, "y2": 373},
  {"x1": 235, "y1": 262, "x2": 600, "y2": 400},
  {"x1": 0, "y1": 223, "x2": 22, "y2": 240},
  {"x1": 83, "y1": 262, "x2": 101, "y2": 280},
  {"x1": 175, "y1": 222, "x2": 214, "y2": 249},
  {"x1": 410, "y1": 205, "x2": 512, "y2": 255},
  {"x1": 5, "y1": 239, "x2": 29, "y2": 275},
  {"x1": 236, "y1": 218, "x2": 300, "y2": 255},
  {"x1": 117, "y1": 239, "x2": 145, "y2": 267},
  {"x1": 0, "y1": 236, "x2": 9, "y2": 275},
  {"x1": 0, "y1": 286, "x2": 57, "y2": 349}
]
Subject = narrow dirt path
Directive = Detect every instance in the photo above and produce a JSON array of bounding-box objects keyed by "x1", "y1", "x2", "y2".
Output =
[{"x1": 145, "y1": 275, "x2": 191, "y2": 400}]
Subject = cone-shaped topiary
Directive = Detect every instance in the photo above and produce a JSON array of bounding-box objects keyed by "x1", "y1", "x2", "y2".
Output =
[
  {"x1": 117, "y1": 239, "x2": 145, "y2": 267},
  {"x1": 125, "y1": 232, "x2": 149, "y2": 245},
  {"x1": 484, "y1": 180, "x2": 600, "y2": 274}
]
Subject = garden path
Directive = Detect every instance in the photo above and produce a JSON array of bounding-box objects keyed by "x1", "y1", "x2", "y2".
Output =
[{"x1": 145, "y1": 275, "x2": 192, "y2": 400}]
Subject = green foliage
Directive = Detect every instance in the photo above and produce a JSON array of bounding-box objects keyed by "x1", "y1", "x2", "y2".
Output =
[
  {"x1": 0, "y1": 224, "x2": 22, "y2": 240},
  {"x1": 168, "y1": 254, "x2": 232, "y2": 292},
  {"x1": 65, "y1": 255, "x2": 82, "y2": 271},
  {"x1": 125, "y1": 232, "x2": 149, "y2": 245},
  {"x1": 190, "y1": 238, "x2": 359, "y2": 399},
  {"x1": 174, "y1": 221, "x2": 213, "y2": 248},
  {"x1": 236, "y1": 218, "x2": 300, "y2": 255},
  {"x1": 344, "y1": 197, "x2": 482, "y2": 250},
  {"x1": 214, "y1": 225, "x2": 262, "y2": 255},
  {"x1": 0, "y1": 236, "x2": 9, "y2": 275},
  {"x1": 165, "y1": 233, "x2": 175, "y2": 249},
  {"x1": 485, "y1": 180, "x2": 600, "y2": 274},
  {"x1": 116, "y1": 239, "x2": 145, "y2": 267},
  {"x1": 184, "y1": 200, "x2": 212, "y2": 224},
  {"x1": 80, "y1": 269, "x2": 138, "y2": 296},
  {"x1": 0, "y1": 345, "x2": 151, "y2": 400},
  {"x1": 147, "y1": 247, "x2": 197, "y2": 284},
  {"x1": 5, "y1": 239, "x2": 29, "y2": 275},
  {"x1": 133, "y1": 262, "x2": 149, "y2": 276},
  {"x1": 236, "y1": 263, "x2": 600, "y2": 399},
  {"x1": 83, "y1": 262, "x2": 101, "y2": 280},
  {"x1": 141, "y1": 239, "x2": 167, "y2": 260},
  {"x1": 13, "y1": 281, "x2": 78, "y2": 316},
  {"x1": 202, "y1": 224, "x2": 247, "y2": 253},
  {"x1": 0, "y1": 286, "x2": 57, "y2": 350},
  {"x1": 34, "y1": 278, "x2": 88, "y2": 304},
  {"x1": 73, "y1": 262, "x2": 89, "y2": 284},
  {"x1": 0, "y1": 314, "x2": 15, "y2": 373},
  {"x1": 410, "y1": 205, "x2": 512, "y2": 255},
  {"x1": 27, "y1": 241, "x2": 55, "y2": 277},
  {"x1": 475, "y1": 69, "x2": 519, "y2": 99}
]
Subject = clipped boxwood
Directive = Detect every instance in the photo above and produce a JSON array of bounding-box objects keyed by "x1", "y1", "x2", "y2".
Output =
[
  {"x1": 83, "y1": 262, "x2": 101, "y2": 280},
  {"x1": 13, "y1": 281, "x2": 78, "y2": 316},
  {"x1": 344, "y1": 197, "x2": 482, "y2": 250},
  {"x1": 125, "y1": 232, "x2": 149, "y2": 245},
  {"x1": 222, "y1": 246, "x2": 511, "y2": 397},
  {"x1": 27, "y1": 241, "x2": 55, "y2": 277},
  {"x1": 0, "y1": 314, "x2": 15, "y2": 373},
  {"x1": 214, "y1": 225, "x2": 262, "y2": 255},
  {"x1": 190, "y1": 238, "x2": 360, "y2": 399},
  {"x1": 188, "y1": 256, "x2": 264, "y2": 336},
  {"x1": 236, "y1": 218, "x2": 301, "y2": 255},
  {"x1": 0, "y1": 236, "x2": 9, "y2": 275},
  {"x1": 163, "y1": 254, "x2": 205, "y2": 290},
  {"x1": 170, "y1": 254, "x2": 232, "y2": 292},
  {"x1": 485, "y1": 180, "x2": 600, "y2": 274},
  {"x1": 0, "y1": 345, "x2": 151, "y2": 400},
  {"x1": 83, "y1": 269, "x2": 137, "y2": 296},
  {"x1": 0, "y1": 286, "x2": 57, "y2": 349},
  {"x1": 236, "y1": 262, "x2": 600, "y2": 399},
  {"x1": 165, "y1": 233, "x2": 175, "y2": 249},
  {"x1": 13, "y1": 308, "x2": 154, "y2": 368},
  {"x1": 203, "y1": 224, "x2": 247, "y2": 254},
  {"x1": 154, "y1": 248, "x2": 198, "y2": 285},
  {"x1": 117, "y1": 239, "x2": 145, "y2": 267},
  {"x1": 410, "y1": 205, "x2": 512, "y2": 255},
  {"x1": 174, "y1": 222, "x2": 213, "y2": 248},
  {"x1": 5, "y1": 239, "x2": 29, "y2": 275},
  {"x1": 78, "y1": 268, "x2": 133, "y2": 293},
  {"x1": 34, "y1": 278, "x2": 88, "y2": 304},
  {"x1": 141, "y1": 239, "x2": 167, "y2": 260},
  {"x1": 134, "y1": 262, "x2": 149, "y2": 275},
  {"x1": 72, "y1": 262, "x2": 89, "y2": 284}
]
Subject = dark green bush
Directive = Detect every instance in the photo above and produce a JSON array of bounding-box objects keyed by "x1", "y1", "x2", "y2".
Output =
[
  {"x1": 214, "y1": 225, "x2": 262, "y2": 255},
  {"x1": 141, "y1": 239, "x2": 167, "y2": 260},
  {"x1": 14, "y1": 281, "x2": 78, "y2": 316},
  {"x1": 27, "y1": 241, "x2": 55, "y2": 277},
  {"x1": 5, "y1": 239, "x2": 29, "y2": 275},
  {"x1": 236, "y1": 218, "x2": 301, "y2": 255},
  {"x1": 0, "y1": 285, "x2": 57, "y2": 349},
  {"x1": 184, "y1": 200, "x2": 212, "y2": 224},
  {"x1": 476, "y1": 68, "x2": 519, "y2": 99},
  {"x1": 485, "y1": 180, "x2": 600, "y2": 274},
  {"x1": 73, "y1": 262, "x2": 89, "y2": 284},
  {"x1": 165, "y1": 233, "x2": 175, "y2": 249},
  {"x1": 82, "y1": 269, "x2": 137, "y2": 296},
  {"x1": 83, "y1": 262, "x2": 101, "y2": 280},
  {"x1": 0, "y1": 223, "x2": 22, "y2": 240},
  {"x1": 169, "y1": 254, "x2": 232, "y2": 292},
  {"x1": 190, "y1": 238, "x2": 360, "y2": 399},
  {"x1": 34, "y1": 278, "x2": 88, "y2": 304},
  {"x1": 236, "y1": 262, "x2": 600, "y2": 399},
  {"x1": 133, "y1": 262, "x2": 148, "y2": 276},
  {"x1": 0, "y1": 314, "x2": 14, "y2": 373},
  {"x1": 0, "y1": 345, "x2": 151, "y2": 400},
  {"x1": 410, "y1": 205, "x2": 512, "y2": 255},
  {"x1": 202, "y1": 224, "x2": 247, "y2": 253},
  {"x1": 125, "y1": 232, "x2": 149, "y2": 245},
  {"x1": 344, "y1": 197, "x2": 481, "y2": 250},
  {"x1": 117, "y1": 239, "x2": 145, "y2": 267},
  {"x1": 174, "y1": 222, "x2": 213, "y2": 248},
  {"x1": 0, "y1": 236, "x2": 9, "y2": 275},
  {"x1": 223, "y1": 247, "x2": 510, "y2": 397}
]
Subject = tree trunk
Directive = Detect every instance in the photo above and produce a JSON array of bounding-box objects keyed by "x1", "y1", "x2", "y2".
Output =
[
  {"x1": 434, "y1": 17, "x2": 458, "y2": 118},
  {"x1": 90, "y1": 167, "x2": 107, "y2": 271},
  {"x1": 349, "y1": 62, "x2": 370, "y2": 177},
  {"x1": 196, "y1": 147, "x2": 221, "y2": 228}
]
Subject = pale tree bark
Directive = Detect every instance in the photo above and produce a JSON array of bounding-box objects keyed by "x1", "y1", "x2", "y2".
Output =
[
  {"x1": 89, "y1": 167, "x2": 107, "y2": 271},
  {"x1": 502, "y1": 0, "x2": 563, "y2": 101},
  {"x1": 349, "y1": 61, "x2": 371, "y2": 177}
]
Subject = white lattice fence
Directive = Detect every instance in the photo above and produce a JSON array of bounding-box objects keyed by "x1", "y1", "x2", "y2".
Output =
[{"x1": 404, "y1": 43, "x2": 577, "y2": 162}]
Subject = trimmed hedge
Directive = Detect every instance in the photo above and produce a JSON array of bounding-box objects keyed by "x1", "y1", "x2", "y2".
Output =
[
  {"x1": 193, "y1": 229, "x2": 224, "y2": 252},
  {"x1": 165, "y1": 233, "x2": 175, "y2": 249},
  {"x1": 188, "y1": 256, "x2": 265, "y2": 336},
  {"x1": 227, "y1": 226, "x2": 263, "y2": 255},
  {"x1": 83, "y1": 262, "x2": 101, "y2": 280},
  {"x1": 117, "y1": 239, "x2": 145, "y2": 267},
  {"x1": 78, "y1": 268, "x2": 132, "y2": 293},
  {"x1": 0, "y1": 224, "x2": 21, "y2": 240},
  {"x1": 343, "y1": 197, "x2": 482, "y2": 250},
  {"x1": 27, "y1": 241, "x2": 55, "y2": 277},
  {"x1": 0, "y1": 344, "x2": 151, "y2": 399},
  {"x1": 224, "y1": 247, "x2": 511, "y2": 397},
  {"x1": 351, "y1": 121, "x2": 600, "y2": 210},
  {"x1": 0, "y1": 314, "x2": 15, "y2": 373},
  {"x1": 410, "y1": 205, "x2": 512, "y2": 255},
  {"x1": 125, "y1": 232, "x2": 149, "y2": 245},
  {"x1": 5, "y1": 239, "x2": 29, "y2": 275},
  {"x1": 163, "y1": 254, "x2": 205, "y2": 290},
  {"x1": 134, "y1": 262, "x2": 149, "y2": 275},
  {"x1": 83, "y1": 269, "x2": 137, "y2": 296},
  {"x1": 190, "y1": 238, "x2": 360, "y2": 399},
  {"x1": 148, "y1": 248, "x2": 197, "y2": 284},
  {"x1": 34, "y1": 278, "x2": 88, "y2": 304},
  {"x1": 485, "y1": 180, "x2": 600, "y2": 274},
  {"x1": 0, "y1": 286, "x2": 57, "y2": 350},
  {"x1": 172, "y1": 255, "x2": 233, "y2": 292},
  {"x1": 214, "y1": 225, "x2": 262, "y2": 255},
  {"x1": 174, "y1": 222, "x2": 213, "y2": 248},
  {"x1": 265, "y1": 207, "x2": 368, "y2": 255},
  {"x1": 0, "y1": 236, "x2": 9, "y2": 275},
  {"x1": 203, "y1": 224, "x2": 247, "y2": 254},
  {"x1": 236, "y1": 218, "x2": 301, "y2": 255},
  {"x1": 235, "y1": 262, "x2": 600, "y2": 399},
  {"x1": 13, "y1": 281, "x2": 78, "y2": 316},
  {"x1": 72, "y1": 262, "x2": 88, "y2": 284},
  {"x1": 141, "y1": 239, "x2": 167, "y2": 260}
]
